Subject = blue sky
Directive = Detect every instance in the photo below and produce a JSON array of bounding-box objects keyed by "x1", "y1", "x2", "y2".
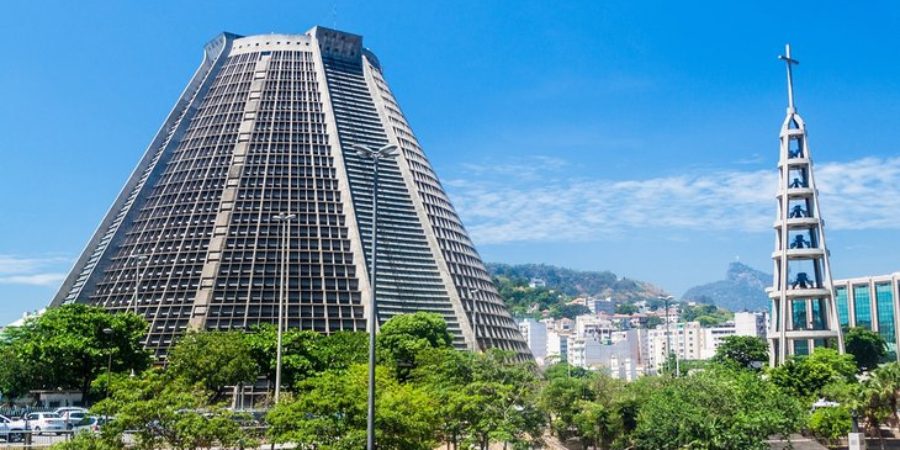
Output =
[{"x1": 3, "y1": 1, "x2": 900, "y2": 323}]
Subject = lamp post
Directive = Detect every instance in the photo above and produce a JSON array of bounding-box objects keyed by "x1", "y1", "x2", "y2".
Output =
[
  {"x1": 351, "y1": 143, "x2": 398, "y2": 450},
  {"x1": 660, "y1": 295, "x2": 675, "y2": 376},
  {"x1": 272, "y1": 212, "x2": 296, "y2": 404},
  {"x1": 468, "y1": 288, "x2": 481, "y2": 352},
  {"x1": 128, "y1": 254, "x2": 148, "y2": 314},
  {"x1": 102, "y1": 328, "x2": 113, "y2": 424}
]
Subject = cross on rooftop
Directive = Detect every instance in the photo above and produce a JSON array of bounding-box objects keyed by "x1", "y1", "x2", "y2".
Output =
[{"x1": 778, "y1": 44, "x2": 800, "y2": 110}]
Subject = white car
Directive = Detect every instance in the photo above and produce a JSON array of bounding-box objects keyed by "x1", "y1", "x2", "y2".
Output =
[
  {"x1": 23, "y1": 412, "x2": 66, "y2": 435},
  {"x1": 0, "y1": 414, "x2": 26, "y2": 442},
  {"x1": 54, "y1": 407, "x2": 88, "y2": 417},
  {"x1": 59, "y1": 411, "x2": 88, "y2": 430}
]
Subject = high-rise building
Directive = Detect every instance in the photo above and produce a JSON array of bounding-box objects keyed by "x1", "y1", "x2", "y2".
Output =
[
  {"x1": 51, "y1": 27, "x2": 529, "y2": 358},
  {"x1": 767, "y1": 45, "x2": 843, "y2": 365}
]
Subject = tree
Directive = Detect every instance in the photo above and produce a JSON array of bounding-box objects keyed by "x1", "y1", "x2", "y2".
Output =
[
  {"x1": 311, "y1": 331, "x2": 368, "y2": 373},
  {"x1": 412, "y1": 348, "x2": 544, "y2": 450},
  {"x1": 92, "y1": 369, "x2": 251, "y2": 450},
  {"x1": 713, "y1": 335, "x2": 769, "y2": 370},
  {"x1": 631, "y1": 366, "x2": 806, "y2": 450},
  {"x1": 167, "y1": 330, "x2": 258, "y2": 401},
  {"x1": 0, "y1": 304, "x2": 150, "y2": 398},
  {"x1": 243, "y1": 325, "x2": 320, "y2": 389},
  {"x1": 549, "y1": 304, "x2": 591, "y2": 319},
  {"x1": 768, "y1": 349, "x2": 857, "y2": 400},
  {"x1": 808, "y1": 407, "x2": 852, "y2": 448},
  {"x1": 615, "y1": 303, "x2": 639, "y2": 315},
  {"x1": 0, "y1": 345, "x2": 33, "y2": 404},
  {"x1": 573, "y1": 401, "x2": 619, "y2": 450},
  {"x1": 845, "y1": 327, "x2": 887, "y2": 372},
  {"x1": 644, "y1": 316, "x2": 664, "y2": 329},
  {"x1": 267, "y1": 364, "x2": 438, "y2": 450},
  {"x1": 377, "y1": 312, "x2": 453, "y2": 379}
]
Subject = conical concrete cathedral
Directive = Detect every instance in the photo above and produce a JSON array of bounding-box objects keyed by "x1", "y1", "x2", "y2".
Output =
[
  {"x1": 768, "y1": 45, "x2": 843, "y2": 366},
  {"x1": 52, "y1": 27, "x2": 529, "y2": 358}
]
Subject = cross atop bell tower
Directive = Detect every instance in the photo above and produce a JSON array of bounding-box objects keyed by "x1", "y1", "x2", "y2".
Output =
[{"x1": 778, "y1": 44, "x2": 800, "y2": 111}]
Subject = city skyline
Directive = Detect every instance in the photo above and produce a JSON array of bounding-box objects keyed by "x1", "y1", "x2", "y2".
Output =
[{"x1": 5, "y1": 1, "x2": 900, "y2": 324}]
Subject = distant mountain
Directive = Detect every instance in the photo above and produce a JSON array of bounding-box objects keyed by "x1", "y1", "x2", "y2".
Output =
[
  {"x1": 681, "y1": 262, "x2": 771, "y2": 312},
  {"x1": 485, "y1": 263, "x2": 668, "y2": 303}
]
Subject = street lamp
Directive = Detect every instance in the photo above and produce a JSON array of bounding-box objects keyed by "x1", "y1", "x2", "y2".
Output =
[
  {"x1": 128, "y1": 254, "x2": 148, "y2": 315},
  {"x1": 468, "y1": 288, "x2": 481, "y2": 352},
  {"x1": 660, "y1": 295, "x2": 676, "y2": 376},
  {"x1": 351, "y1": 143, "x2": 398, "y2": 450},
  {"x1": 102, "y1": 328, "x2": 113, "y2": 424},
  {"x1": 272, "y1": 212, "x2": 296, "y2": 404}
]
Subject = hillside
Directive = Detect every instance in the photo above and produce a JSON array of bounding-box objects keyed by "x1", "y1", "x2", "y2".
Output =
[
  {"x1": 486, "y1": 263, "x2": 669, "y2": 318},
  {"x1": 681, "y1": 262, "x2": 770, "y2": 312}
]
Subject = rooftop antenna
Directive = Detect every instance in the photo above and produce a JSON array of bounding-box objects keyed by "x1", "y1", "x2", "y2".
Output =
[{"x1": 778, "y1": 44, "x2": 799, "y2": 111}]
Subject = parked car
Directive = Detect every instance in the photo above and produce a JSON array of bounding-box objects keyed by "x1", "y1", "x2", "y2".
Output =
[
  {"x1": 54, "y1": 407, "x2": 88, "y2": 417},
  {"x1": 23, "y1": 412, "x2": 66, "y2": 435},
  {"x1": 72, "y1": 416, "x2": 107, "y2": 434},
  {"x1": 61, "y1": 411, "x2": 88, "y2": 430},
  {"x1": 0, "y1": 414, "x2": 27, "y2": 442}
]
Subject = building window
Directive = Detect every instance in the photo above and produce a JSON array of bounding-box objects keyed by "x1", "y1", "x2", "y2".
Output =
[
  {"x1": 792, "y1": 300, "x2": 807, "y2": 330},
  {"x1": 853, "y1": 284, "x2": 872, "y2": 329},
  {"x1": 835, "y1": 286, "x2": 850, "y2": 328},
  {"x1": 876, "y1": 282, "x2": 895, "y2": 359}
]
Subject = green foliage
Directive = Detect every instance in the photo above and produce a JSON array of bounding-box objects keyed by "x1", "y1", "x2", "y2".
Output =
[
  {"x1": 494, "y1": 275, "x2": 563, "y2": 319},
  {"x1": 548, "y1": 303, "x2": 591, "y2": 320},
  {"x1": 632, "y1": 367, "x2": 806, "y2": 450},
  {"x1": 858, "y1": 362, "x2": 900, "y2": 440},
  {"x1": 680, "y1": 303, "x2": 733, "y2": 326},
  {"x1": 0, "y1": 304, "x2": 150, "y2": 398},
  {"x1": 808, "y1": 407, "x2": 852, "y2": 447},
  {"x1": 50, "y1": 432, "x2": 118, "y2": 450},
  {"x1": 377, "y1": 312, "x2": 452, "y2": 379},
  {"x1": 713, "y1": 335, "x2": 769, "y2": 370},
  {"x1": 615, "y1": 303, "x2": 639, "y2": 315},
  {"x1": 244, "y1": 325, "x2": 368, "y2": 390},
  {"x1": 92, "y1": 369, "x2": 252, "y2": 450},
  {"x1": 0, "y1": 344, "x2": 32, "y2": 403},
  {"x1": 267, "y1": 364, "x2": 438, "y2": 450},
  {"x1": 844, "y1": 327, "x2": 887, "y2": 372},
  {"x1": 167, "y1": 330, "x2": 258, "y2": 400},
  {"x1": 543, "y1": 362, "x2": 592, "y2": 381},
  {"x1": 768, "y1": 349, "x2": 857, "y2": 400},
  {"x1": 573, "y1": 401, "x2": 619, "y2": 450},
  {"x1": 644, "y1": 316, "x2": 664, "y2": 329},
  {"x1": 413, "y1": 349, "x2": 544, "y2": 449}
]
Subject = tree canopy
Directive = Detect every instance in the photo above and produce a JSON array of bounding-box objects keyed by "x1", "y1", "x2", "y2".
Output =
[
  {"x1": 713, "y1": 335, "x2": 769, "y2": 370},
  {"x1": 0, "y1": 304, "x2": 150, "y2": 399},
  {"x1": 166, "y1": 330, "x2": 258, "y2": 400},
  {"x1": 844, "y1": 327, "x2": 887, "y2": 372}
]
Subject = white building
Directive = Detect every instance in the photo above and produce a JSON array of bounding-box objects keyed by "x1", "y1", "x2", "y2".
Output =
[
  {"x1": 519, "y1": 319, "x2": 548, "y2": 365},
  {"x1": 642, "y1": 315, "x2": 770, "y2": 373},
  {"x1": 546, "y1": 330, "x2": 570, "y2": 364},
  {"x1": 575, "y1": 315, "x2": 615, "y2": 343},
  {"x1": 734, "y1": 311, "x2": 767, "y2": 338}
]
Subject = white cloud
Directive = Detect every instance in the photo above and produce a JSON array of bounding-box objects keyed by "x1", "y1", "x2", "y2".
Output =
[
  {"x1": 0, "y1": 255, "x2": 69, "y2": 286},
  {"x1": 0, "y1": 273, "x2": 67, "y2": 286},
  {"x1": 446, "y1": 156, "x2": 900, "y2": 244}
]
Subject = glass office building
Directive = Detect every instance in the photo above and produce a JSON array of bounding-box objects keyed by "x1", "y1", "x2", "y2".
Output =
[
  {"x1": 51, "y1": 27, "x2": 530, "y2": 358},
  {"x1": 833, "y1": 274, "x2": 900, "y2": 361}
]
